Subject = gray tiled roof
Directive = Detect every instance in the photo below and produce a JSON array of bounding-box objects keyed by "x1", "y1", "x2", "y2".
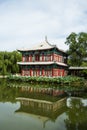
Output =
[{"x1": 18, "y1": 41, "x2": 56, "y2": 51}]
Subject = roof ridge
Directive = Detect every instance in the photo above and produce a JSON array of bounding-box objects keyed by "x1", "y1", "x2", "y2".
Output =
[
  {"x1": 44, "y1": 36, "x2": 56, "y2": 47},
  {"x1": 46, "y1": 41, "x2": 56, "y2": 47}
]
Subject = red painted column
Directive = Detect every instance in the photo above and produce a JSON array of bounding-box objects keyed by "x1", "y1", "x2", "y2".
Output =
[
  {"x1": 22, "y1": 56, "x2": 24, "y2": 62},
  {"x1": 28, "y1": 55, "x2": 30, "y2": 62},
  {"x1": 30, "y1": 69, "x2": 32, "y2": 76},
  {"x1": 21, "y1": 69, "x2": 23, "y2": 76},
  {"x1": 51, "y1": 54, "x2": 52, "y2": 61},
  {"x1": 42, "y1": 69, "x2": 44, "y2": 76},
  {"x1": 53, "y1": 54, "x2": 56, "y2": 61},
  {"x1": 57, "y1": 55, "x2": 58, "y2": 62},
  {"x1": 62, "y1": 69, "x2": 64, "y2": 76},
  {"x1": 52, "y1": 68, "x2": 54, "y2": 77},
  {"x1": 58, "y1": 69, "x2": 60, "y2": 76},
  {"x1": 58, "y1": 55, "x2": 59, "y2": 62},
  {"x1": 52, "y1": 54, "x2": 54, "y2": 61},
  {"x1": 42, "y1": 54, "x2": 44, "y2": 61},
  {"x1": 58, "y1": 69, "x2": 59, "y2": 76},
  {"x1": 49, "y1": 55, "x2": 51, "y2": 61},
  {"x1": 38, "y1": 69, "x2": 40, "y2": 76},
  {"x1": 37, "y1": 70, "x2": 38, "y2": 76},
  {"x1": 30, "y1": 55, "x2": 32, "y2": 62},
  {"x1": 22, "y1": 56, "x2": 23, "y2": 61}
]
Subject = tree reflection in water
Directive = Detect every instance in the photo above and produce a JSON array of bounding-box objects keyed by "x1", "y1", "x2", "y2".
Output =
[{"x1": 65, "y1": 98, "x2": 87, "y2": 130}]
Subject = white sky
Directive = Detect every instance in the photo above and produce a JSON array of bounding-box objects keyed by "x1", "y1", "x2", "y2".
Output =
[{"x1": 0, "y1": 0, "x2": 87, "y2": 51}]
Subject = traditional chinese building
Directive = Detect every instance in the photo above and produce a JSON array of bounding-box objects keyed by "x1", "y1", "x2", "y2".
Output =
[{"x1": 17, "y1": 38, "x2": 68, "y2": 77}]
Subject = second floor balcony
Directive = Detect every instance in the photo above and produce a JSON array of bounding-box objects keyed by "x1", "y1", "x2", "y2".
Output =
[{"x1": 22, "y1": 54, "x2": 66, "y2": 63}]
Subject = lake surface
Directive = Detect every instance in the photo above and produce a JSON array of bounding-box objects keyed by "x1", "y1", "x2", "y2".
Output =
[{"x1": 0, "y1": 79, "x2": 87, "y2": 130}]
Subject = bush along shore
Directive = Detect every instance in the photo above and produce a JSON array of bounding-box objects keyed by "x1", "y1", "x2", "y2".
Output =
[{"x1": 7, "y1": 75, "x2": 85, "y2": 86}]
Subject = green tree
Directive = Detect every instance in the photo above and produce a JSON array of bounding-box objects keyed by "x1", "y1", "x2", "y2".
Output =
[
  {"x1": 65, "y1": 32, "x2": 87, "y2": 66},
  {"x1": 0, "y1": 51, "x2": 22, "y2": 75},
  {"x1": 81, "y1": 62, "x2": 87, "y2": 76},
  {"x1": 1, "y1": 64, "x2": 7, "y2": 76}
]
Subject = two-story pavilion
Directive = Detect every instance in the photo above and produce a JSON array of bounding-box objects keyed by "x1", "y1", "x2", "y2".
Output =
[{"x1": 17, "y1": 38, "x2": 68, "y2": 77}]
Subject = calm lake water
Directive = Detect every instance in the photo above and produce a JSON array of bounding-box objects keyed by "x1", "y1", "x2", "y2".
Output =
[{"x1": 0, "y1": 79, "x2": 87, "y2": 130}]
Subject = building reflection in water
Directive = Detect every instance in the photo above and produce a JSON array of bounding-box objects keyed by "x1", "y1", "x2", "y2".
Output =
[
  {"x1": 19, "y1": 86, "x2": 65, "y2": 97},
  {"x1": 15, "y1": 86, "x2": 67, "y2": 128}
]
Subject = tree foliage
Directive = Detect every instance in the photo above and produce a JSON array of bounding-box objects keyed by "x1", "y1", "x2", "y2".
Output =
[
  {"x1": 0, "y1": 51, "x2": 22, "y2": 75},
  {"x1": 81, "y1": 62, "x2": 87, "y2": 76},
  {"x1": 65, "y1": 32, "x2": 87, "y2": 66}
]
